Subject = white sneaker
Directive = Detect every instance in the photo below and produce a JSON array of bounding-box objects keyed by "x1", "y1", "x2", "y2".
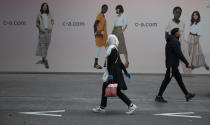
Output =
[
  {"x1": 126, "y1": 104, "x2": 137, "y2": 115},
  {"x1": 92, "y1": 106, "x2": 105, "y2": 113}
]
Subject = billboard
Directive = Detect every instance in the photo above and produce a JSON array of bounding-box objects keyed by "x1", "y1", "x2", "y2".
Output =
[{"x1": 0, "y1": 0, "x2": 209, "y2": 74}]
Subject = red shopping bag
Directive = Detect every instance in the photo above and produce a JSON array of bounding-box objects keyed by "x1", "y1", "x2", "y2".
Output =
[{"x1": 104, "y1": 82, "x2": 118, "y2": 97}]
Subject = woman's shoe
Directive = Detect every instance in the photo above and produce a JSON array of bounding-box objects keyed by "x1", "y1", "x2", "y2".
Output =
[
  {"x1": 92, "y1": 106, "x2": 105, "y2": 113},
  {"x1": 205, "y1": 65, "x2": 209, "y2": 71},
  {"x1": 126, "y1": 104, "x2": 137, "y2": 115},
  {"x1": 36, "y1": 60, "x2": 44, "y2": 64},
  {"x1": 185, "y1": 93, "x2": 195, "y2": 101},
  {"x1": 44, "y1": 61, "x2": 49, "y2": 69}
]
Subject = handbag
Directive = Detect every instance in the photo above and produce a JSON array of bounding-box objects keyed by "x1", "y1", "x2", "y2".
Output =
[
  {"x1": 104, "y1": 82, "x2": 118, "y2": 97},
  {"x1": 102, "y1": 70, "x2": 109, "y2": 82}
]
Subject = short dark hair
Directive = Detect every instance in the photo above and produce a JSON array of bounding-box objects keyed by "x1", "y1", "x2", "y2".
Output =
[
  {"x1": 173, "y1": 6, "x2": 182, "y2": 14},
  {"x1": 40, "y1": 3, "x2": 49, "y2": 14},
  {"x1": 116, "y1": 5, "x2": 124, "y2": 13},
  {"x1": 171, "y1": 28, "x2": 179, "y2": 35},
  {"x1": 102, "y1": 4, "x2": 108, "y2": 9}
]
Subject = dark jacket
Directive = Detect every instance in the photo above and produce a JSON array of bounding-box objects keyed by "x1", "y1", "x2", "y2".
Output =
[
  {"x1": 165, "y1": 35, "x2": 189, "y2": 68},
  {"x1": 107, "y1": 48, "x2": 128, "y2": 90}
]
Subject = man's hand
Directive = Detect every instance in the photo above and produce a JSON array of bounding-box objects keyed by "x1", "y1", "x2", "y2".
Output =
[
  {"x1": 95, "y1": 31, "x2": 104, "y2": 37},
  {"x1": 187, "y1": 64, "x2": 194, "y2": 69}
]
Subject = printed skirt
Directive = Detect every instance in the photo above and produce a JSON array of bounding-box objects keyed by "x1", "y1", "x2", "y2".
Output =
[{"x1": 36, "y1": 30, "x2": 51, "y2": 57}]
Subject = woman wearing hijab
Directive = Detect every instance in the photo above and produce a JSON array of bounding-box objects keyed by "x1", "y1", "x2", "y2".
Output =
[{"x1": 92, "y1": 34, "x2": 137, "y2": 115}]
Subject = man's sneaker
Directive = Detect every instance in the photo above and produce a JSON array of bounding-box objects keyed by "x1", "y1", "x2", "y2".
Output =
[
  {"x1": 126, "y1": 104, "x2": 137, "y2": 115},
  {"x1": 185, "y1": 93, "x2": 195, "y2": 101},
  {"x1": 92, "y1": 106, "x2": 105, "y2": 113},
  {"x1": 155, "y1": 96, "x2": 168, "y2": 103},
  {"x1": 94, "y1": 63, "x2": 103, "y2": 69}
]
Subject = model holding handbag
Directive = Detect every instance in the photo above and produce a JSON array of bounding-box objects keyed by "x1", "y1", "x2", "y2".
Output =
[{"x1": 92, "y1": 34, "x2": 137, "y2": 115}]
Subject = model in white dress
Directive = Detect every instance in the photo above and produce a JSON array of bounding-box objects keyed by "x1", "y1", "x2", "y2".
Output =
[{"x1": 187, "y1": 11, "x2": 209, "y2": 70}]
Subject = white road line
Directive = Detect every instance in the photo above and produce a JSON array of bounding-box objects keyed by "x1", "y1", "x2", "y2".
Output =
[
  {"x1": 153, "y1": 112, "x2": 202, "y2": 119},
  {"x1": 19, "y1": 110, "x2": 65, "y2": 117},
  {"x1": 20, "y1": 113, "x2": 62, "y2": 117}
]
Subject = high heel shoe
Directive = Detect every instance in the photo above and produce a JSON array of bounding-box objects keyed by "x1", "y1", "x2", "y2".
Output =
[{"x1": 205, "y1": 65, "x2": 209, "y2": 71}]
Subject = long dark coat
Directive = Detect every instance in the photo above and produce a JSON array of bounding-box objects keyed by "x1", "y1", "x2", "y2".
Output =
[{"x1": 107, "y1": 48, "x2": 128, "y2": 90}]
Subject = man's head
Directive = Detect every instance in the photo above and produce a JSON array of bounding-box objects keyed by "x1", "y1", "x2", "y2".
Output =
[
  {"x1": 173, "y1": 6, "x2": 182, "y2": 20},
  {"x1": 171, "y1": 28, "x2": 180, "y2": 37},
  {"x1": 101, "y1": 4, "x2": 108, "y2": 14}
]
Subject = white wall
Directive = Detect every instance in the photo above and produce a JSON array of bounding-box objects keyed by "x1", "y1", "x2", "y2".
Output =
[{"x1": 0, "y1": 0, "x2": 210, "y2": 74}]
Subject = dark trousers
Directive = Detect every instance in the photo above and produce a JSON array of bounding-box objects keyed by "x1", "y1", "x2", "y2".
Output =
[
  {"x1": 100, "y1": 82, "x2": 132, "y2": 108},
  {"x1": 158, "y1": 66, "x2": 189, "y2": 96}
]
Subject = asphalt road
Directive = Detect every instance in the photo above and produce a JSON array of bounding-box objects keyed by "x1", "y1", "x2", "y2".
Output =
[{"x1": 0, "y1": 74, "x2": 209, "y2": 125}]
